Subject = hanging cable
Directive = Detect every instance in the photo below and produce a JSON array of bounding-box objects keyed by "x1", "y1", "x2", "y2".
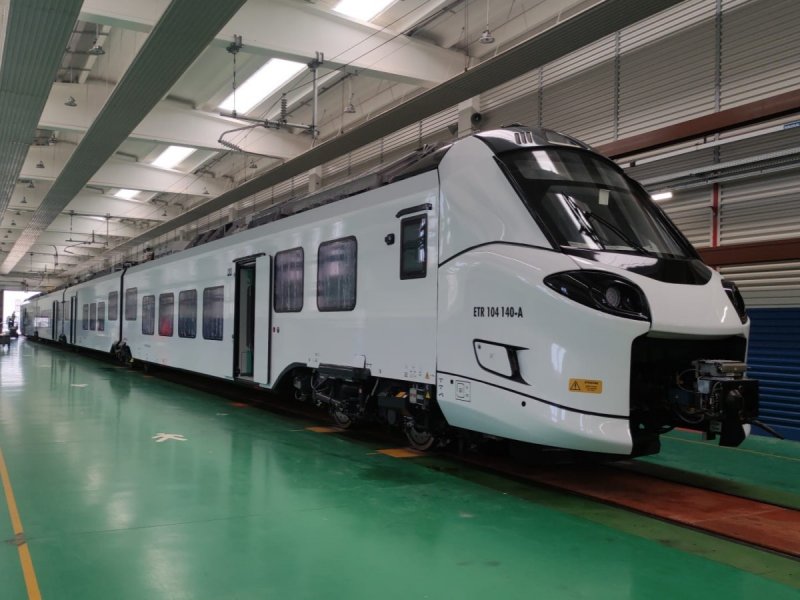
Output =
[{"x1": 226, "y1": 34, "x2": 243, "y2": 117}]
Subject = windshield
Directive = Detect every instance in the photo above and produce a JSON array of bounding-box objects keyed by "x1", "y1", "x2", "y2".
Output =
[{"x1": 500, "y1": 148, "x2": 692, "y2": 259}]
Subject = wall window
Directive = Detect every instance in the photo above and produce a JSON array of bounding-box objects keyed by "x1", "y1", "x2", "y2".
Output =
[
  {"x1": 274, "y1": 247, "x2": 304, "y2": 312},
  {"x1": 203, "y1": 286, "x2": 224, "y2": 340},
  {"x1": 178, "y1": 289, "x2": 197, "y2": 338},
  {"x1": 82, "y1": 304, "x2": 89, "y2": 330},
  {"x1": 317, "y1": 237, "x2": 357, "y2": 311},
  {"x1": 159, "y1": 293, "x2": 174, "y2": 337},
  {"x1": 400, "y1": 215, "x2": 427, "y2": 279},
  {"x1": 142, "y1": 295, "x2": 155, "y2": 335},
  {"x1": 125, "y1": 288, "x2": 138, "y2": 320},
  {"x1": 89, "y1": 303, "x2": 97, "y2": 331},
  {"x1": 98, "y1": 301, "x2": 105, "y2": 332}
]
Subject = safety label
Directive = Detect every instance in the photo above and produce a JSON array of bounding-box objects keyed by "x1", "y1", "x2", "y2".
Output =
[{"x1": 568, "y1": 379, "x2": 603, "y2": 394}]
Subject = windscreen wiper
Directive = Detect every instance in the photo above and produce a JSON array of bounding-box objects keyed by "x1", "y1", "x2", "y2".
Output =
[{"x1": 581, "y1": 209, "x2": 653, "y2": 256}]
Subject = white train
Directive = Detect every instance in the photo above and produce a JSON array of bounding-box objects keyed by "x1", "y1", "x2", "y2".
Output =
[{"x1": 22, "y1": 127, "x2": 759, "y2": 456}]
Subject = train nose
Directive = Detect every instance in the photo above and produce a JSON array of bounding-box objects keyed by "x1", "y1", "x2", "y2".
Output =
[{"x1": 643, "y1": 278, "x2": 746, "y2": 336}]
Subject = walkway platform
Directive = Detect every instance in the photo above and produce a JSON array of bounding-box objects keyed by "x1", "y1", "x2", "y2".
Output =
[{"x1": 1, "y1": 340, "x2": 798, "y2": 599}]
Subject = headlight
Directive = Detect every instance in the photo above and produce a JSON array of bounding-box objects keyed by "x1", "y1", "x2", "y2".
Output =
[
  {"x1": 721, "y1": 279, "x2": 747, "y2": 324},
  {"x1": 544, "y1": 270, "x2": 651, "y2": 321}
]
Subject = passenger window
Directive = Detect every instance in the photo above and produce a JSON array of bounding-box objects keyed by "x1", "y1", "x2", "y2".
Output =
[
  {"x1": 82, "y1": 304, "x2": 89, "y2": 330},
  {"x1": 142, "y1": 295, "x2": 155, "y2": 335},
  {"x1": 125, "y1": 288, "x2": 138, "y2": 320},
  {"x1": 90, "y1": 303, "x2": 97, "y2": 331},
  {"x1": 159, "y1": 293, "x2": 174, "y2": 337},
  {"x1": 108, "y1": 291, "x2": 118, "y2": 321},
  {"x1": 202, "y1": 286, "x2": 224, "y2": 340},
  {"x1": 400, "y1": 215, "x2": 427, "y2": 279},
  {"x1": 274, "y1": 247, "x2": 304, "y2": 312},
  {"x1": 98, "y1": 301, "x2": 105, "y2": 332},
  {"x1": 317, "y1": 237, "x2": 357, "y2": 311},
  {"x1": 178, "y1": 289, "x2": 197, "y2": 338}
]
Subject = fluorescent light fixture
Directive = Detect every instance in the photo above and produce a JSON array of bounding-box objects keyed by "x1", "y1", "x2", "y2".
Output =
[
  {"x1": 334, "y1": 0, "x2": 395, "y2": 21},
  {"x1": 114, "y1": 189, "x2": 140, "y2": 200},
  {"x1": 650, "y1": 191, "x2": 673, "y2": 201},
  {"x1": 219, "y1": 59, "x2": 305, "y2": 114},
  {"x1": 151, "y1": 145, "x2": 196, "y2": 170}
]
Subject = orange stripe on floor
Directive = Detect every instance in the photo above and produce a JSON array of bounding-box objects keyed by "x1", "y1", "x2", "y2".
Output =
[
  {"x1": 377, "y1": 448, "x2": 425, "y2": 459},
  {"x1": 0, "y1": 447, "x2": 41, "y2": 600},
  {"x1": 306, "y1": 426, "x2": 345, "y2": 433}
]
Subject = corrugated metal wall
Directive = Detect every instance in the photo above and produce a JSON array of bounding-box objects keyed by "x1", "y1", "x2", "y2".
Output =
[
  {"x1": 743, "y1": 308, "x2": 800, "y2": 441},
  {"x1": 719, "y1": 173, "x2": 800, "y2": 245},
  {"x1": 720, "y1": 262, "x2": 800, "y2": 440}
]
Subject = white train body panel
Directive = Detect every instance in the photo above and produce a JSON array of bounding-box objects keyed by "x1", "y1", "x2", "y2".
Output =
[
  {"x1": 22, "y1": 127, "x2": 757, "y2": 456},
  {"x1": 120, "y1": 171, "x2": 439, "y2": 385}
]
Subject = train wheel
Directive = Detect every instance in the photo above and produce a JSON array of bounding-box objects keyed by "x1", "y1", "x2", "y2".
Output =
[
  {"x1": 331, "y1": 409, "x2": 353, "y2": 429},
  {"x1": 405, "y1": 425, "x2": 436, "y2": 451}
]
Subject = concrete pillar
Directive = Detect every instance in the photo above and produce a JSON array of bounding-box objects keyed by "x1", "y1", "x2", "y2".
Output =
[
  {"x1": 457, "y1": 97, "x2": 481, "y2": 138},
  {"x1": 308, "y1": 166, "x2": 323, "y2": 193}
]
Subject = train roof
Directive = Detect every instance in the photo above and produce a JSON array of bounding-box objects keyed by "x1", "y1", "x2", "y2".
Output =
[{"x1": 53, "y1": 126, "x2": 591, "y2": 289}]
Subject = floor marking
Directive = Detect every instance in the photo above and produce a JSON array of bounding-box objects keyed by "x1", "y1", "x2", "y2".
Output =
[
  {"x1": 670, "y1": 436, "x2": 800, "y2": 462},
  {"x1": 377, "y1": 448, "x2": 424, "y2": 459},
  {"x1": 0, "y1": 448, "x2": 41, "y2": 600},
  {"x1": 69, "y1": 384, "x2": 87, "y2": 388},
  {"x1": 151, "y1": 433, "x2": 187, "y2": 442},
  {"x1": 306, "y1": 426, "x2": 344, "y2": 433},
  {"x1": 229, "y1": 402, "x2": 249, "y2": 408}
]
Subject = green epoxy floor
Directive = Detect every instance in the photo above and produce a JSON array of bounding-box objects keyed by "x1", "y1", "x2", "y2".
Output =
[{"x1": 1, "y1": 340, "x2": 798, "y2": 599}]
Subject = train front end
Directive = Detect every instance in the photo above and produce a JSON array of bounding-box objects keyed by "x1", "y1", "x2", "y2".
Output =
[{"x1": 435, "y1": 128, "x2": 758, "y2": 456}]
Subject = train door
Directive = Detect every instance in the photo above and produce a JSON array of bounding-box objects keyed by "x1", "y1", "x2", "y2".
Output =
[
  {"x1": 51, "y1": 301, "x2": 58, "y2": 340},
  {"x1": 69, "y1": 295, "x2": 77, "y2": 344},
  {"x1": 233, "y1": 255, "x2": 271, "y2": 382},
  {"x1": 233, "y1": 261, "x2": 256, "y2": 379}
]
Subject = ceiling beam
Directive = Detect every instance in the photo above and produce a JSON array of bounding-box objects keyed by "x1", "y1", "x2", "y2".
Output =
[
  {"x1": 98, "y1": 0, "x2": 685, "y2": 261},
  {"x1": 20, "y1": 144, "x2": 227, "y2": 197},
  {"x1": 1, "y1": 0, "x2": 250, "y2": 274},
  {"x1": 0, "y1": 0, "x2": 83, "y2": 220},
  {"x1": 596, "y1": 88, "x2": 800, "y2": 159},
  {"x1": 42, "y1": 82, "x2": 309, "y2": 158},
  {"x1": 80, "y1": 0, "x2": 465, "y2": 88}
]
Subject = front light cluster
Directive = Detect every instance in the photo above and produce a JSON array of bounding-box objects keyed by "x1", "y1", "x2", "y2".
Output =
[
  {"x1": 722, "y1": 279, "x2": 748, "y2": 324},
  {"x1": 544, "y1": 270, "x2": 651, "y2": 321}
]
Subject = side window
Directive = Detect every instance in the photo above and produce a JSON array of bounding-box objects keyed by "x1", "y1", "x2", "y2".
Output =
[
  {"x1": 98, "y1": 301, "x2": 105, "y2": 332},
  {"x1": 125, "y1": 288, "x2": 138, "y2": 321},
  {"x1": 178, "y1": 290, "x2": 197, "y2": 338},
  {"x1": 142, "y1": 295, "x2": 155, "y2": 335},
  {"x1": 400, "y1": 215, "x2": 427, "y2": 279},
  {"x1": 82, "y1": 304, "x2": 89, "y2": 330},
  {"x1": 108, "y1": 291, "x2": 118, "y2": 321},
  {"x1": 202, "y1": 286, "x2": 224, "y2": 340},
  {"x1": 89, "y1": 303, "x2": 97, "y2": 330},
  {"x1": 317, "y1": 237, "x2": 357, "y2": 312},
  {"x1": 159, "y1": 293, "x2": 174, "y2": 337},
  {"x1": 274, "y1": 247, "x2": 304, "y2": 313}
]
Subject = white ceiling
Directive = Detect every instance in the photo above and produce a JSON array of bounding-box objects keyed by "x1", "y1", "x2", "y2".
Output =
[{"x1": 0, "y1": 0, "x2": 609, "y2": 288}]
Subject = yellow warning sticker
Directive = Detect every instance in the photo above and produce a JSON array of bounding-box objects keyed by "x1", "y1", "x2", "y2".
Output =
[{"x1": 568, "y1": 379, "x2": 603, "y2": 394}]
